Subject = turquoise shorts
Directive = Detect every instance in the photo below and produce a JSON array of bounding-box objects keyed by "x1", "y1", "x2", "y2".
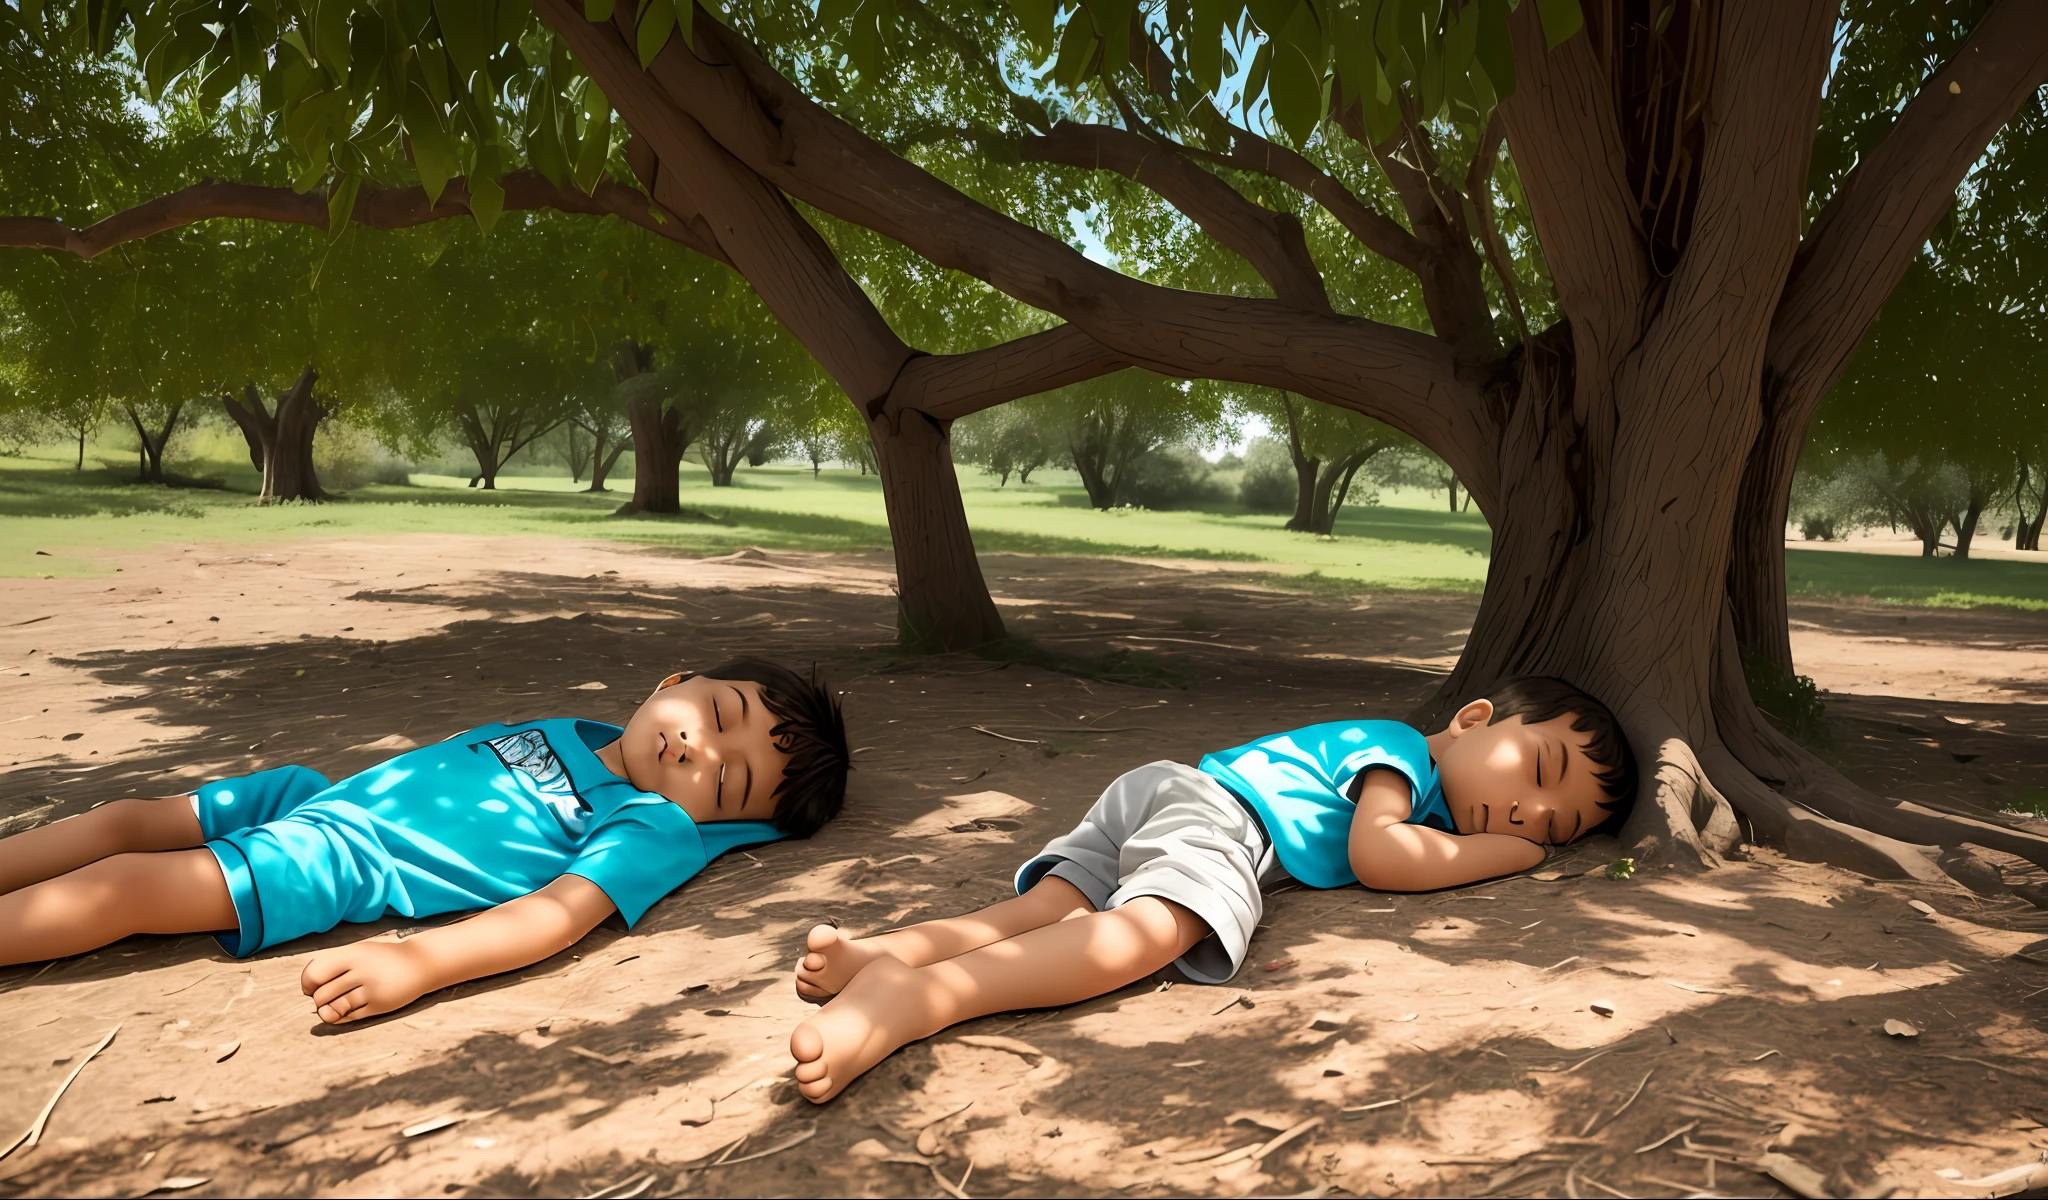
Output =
[{"x1": 196, "y1": 765, "x2": 401, "y2": 958}]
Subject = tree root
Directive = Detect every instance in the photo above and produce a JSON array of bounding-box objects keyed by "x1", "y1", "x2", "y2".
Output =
[
  {"x1": 1620, "y1": 737, "x2": 1740, "y2": 871},
  {"x1": 1709, "y1": 605, "x2": 2048, "y2": 882}
]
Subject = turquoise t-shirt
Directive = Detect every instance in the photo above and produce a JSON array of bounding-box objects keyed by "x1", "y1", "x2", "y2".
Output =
[
  {"x1": 1198, "y1": 719, "x2": 1450, "y2": 888},
  {"x1": 201, "y1": 719, "x2": 784, "y2": 955}
]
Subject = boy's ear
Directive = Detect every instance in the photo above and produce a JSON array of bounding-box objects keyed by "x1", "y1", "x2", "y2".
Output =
[
  {"x1": 656, "y1": 672, "x2": 685, "y2": 692},
  {"x1": 1449, "y1": 698, "x2": 1494, "y2": 735}
]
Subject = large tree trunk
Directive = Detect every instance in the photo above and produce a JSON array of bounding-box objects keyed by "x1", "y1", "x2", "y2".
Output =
[
  {"x1": 872, "y1": 408, "x2": 1005, "y2": 651},
  {"x1": 222, "y1": 366, "x2": 329, "y2": 503},
  {"x1": 620, "y1": 393, "x2": 685, "y2": 513},
  {"x1": 1282, "y1": 417, "x2": 1320, "y2": 533}
]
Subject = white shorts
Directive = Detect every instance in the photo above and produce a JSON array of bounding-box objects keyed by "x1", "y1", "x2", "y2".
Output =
[{"x1": 1015, "y1": 761, "x2": 1280, "y2": 984}]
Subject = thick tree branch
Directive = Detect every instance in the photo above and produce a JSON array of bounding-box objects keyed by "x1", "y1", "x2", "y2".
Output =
[
  {"x1": 887, "y1": 324, "x2": 1132, "y2": 421},
  {"x1": 1641, "y1": 0, "x2": 1832, "y2": 363},
  {"x1": 0, "y1": 171, "x2": 725, "y2": 263},
  {"x1": 1496, "y1": 2, "x2": 1652, "y2": 376},
  {"x1": 1019, "y1": 121, "x2": 1331, "y2": 312},
  {"x1": 1763, "y1": 0, "x2": 2048, "y2": 425},
  {"x1": 549, "y1": 3, "x2": 1486, "y2": 473}
]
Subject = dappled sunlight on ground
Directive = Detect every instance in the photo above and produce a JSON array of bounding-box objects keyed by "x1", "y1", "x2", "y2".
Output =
[{"x1": 2, "y1": 538, "x2": 2047, "y2": 1196}]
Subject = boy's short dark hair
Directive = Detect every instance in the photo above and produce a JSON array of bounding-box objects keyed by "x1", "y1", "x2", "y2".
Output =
[
  {"x1": 691, "y1": 657, "x2": 849, "y2": 838},
  {"x1": 1484, "y1": 675, "x2": 1637, "y2": 832}
]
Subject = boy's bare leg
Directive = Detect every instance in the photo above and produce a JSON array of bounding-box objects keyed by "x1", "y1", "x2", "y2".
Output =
[
  {"x1": 0, "y1": 797, "x2": 203, "y2": 896},
  {"x1": 790, "y1": 895, "x2": 1206, "y2": 1102},
  {"x1": 0, "y1": 849, "x2": 236, "y2": 966},
  {"x1": 796, "y1": 876, "x2": 1093, "y2": 1001}
]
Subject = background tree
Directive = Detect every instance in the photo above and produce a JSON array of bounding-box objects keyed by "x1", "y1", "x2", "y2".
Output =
[{"x1": 1237, "y1": 386, "x2": 1406, "y2": 533}]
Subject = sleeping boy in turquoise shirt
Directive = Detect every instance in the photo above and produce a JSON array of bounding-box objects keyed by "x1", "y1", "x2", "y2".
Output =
[
  {"x1": 784, "y1": 675, "x2": 1636, "y2": 1102},
  {"x1": 0, "y1": 658, "x2": 848, "y2": 1025}
]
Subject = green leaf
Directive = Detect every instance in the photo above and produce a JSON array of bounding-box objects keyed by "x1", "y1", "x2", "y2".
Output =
[
  {"x1": 572, "y1": 79, "x2": 611, "y2": 193},
  {"x1": 316, "y1": 0, "x2": 353, "y2": 83},
  {"x1": 1080, "y1": 0, "x2": 1132, "y2": 73},
  {"x1": 1535, "y1": 0, "x2": 1583, "y2": 48},
  {"x1": 1474, "y1": 0, "x2": 1514, "y2": 102},
  {"x1": 1267, "y1": 38, "x2": 1322, "y2": 144},
  {"x1": 327, "y1": 173, "x2": 363, "y2": 239},
  {"x1": 636, "y1": 0, "x2": 676, "y2": 66},
  {"x1": 1003, "y1": 0, "x2": 1056, "y2": 56},
  {"x1": 280, "y1": 26, "x2": 316, "y2": 67},
  {"x1": 1049, "y1": 9, "x2": 1100, "y2": 89},
  {"x1": 404, "y1": 81, "x2": 460, "y2": 204},
  {"x1": 496, "y1": 0, "x2": 530, "y2": 47},
  {"x1": 469, "y1": 141, "x2": 506, "y2": 233},
  {"x1": 1246, "y1": 0, "x2": 1292, "y2": 38},
  {"x1": 584, "y1": 0, "x2": 613, "y2": 19},
  {"x1": 433, "y1": 0, "x2": 495, "y2": 80},
  {"x1": 1188, "y1": 0, "x2": 1223, "y2": 94},
  {"x1": 417, "y1": 38, "x2": 453, "y2": 108},
  {"x1": 1238, "y1": 39, "x2": 1269, "y2": 124}
]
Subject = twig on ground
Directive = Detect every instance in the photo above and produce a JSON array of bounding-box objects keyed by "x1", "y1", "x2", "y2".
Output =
[
  {"x1": 0, "y1": 1024, "x2": 119, "y2": 1161},
  {"x1": 1342, "y1": 1083, "x2": 1435, "y2": 1114},
  {"x1": 928, "y1": 1156, "x2": 973, "y2": 1199},
  {"x1": 1211, "y1": 992, "x2": 1251, "y2": 1016},
  {"x1": 1249, "y1": 1117, "x2": 1322, "y2": 1160},
  {"x1": 1579, "y1": 1174, "x2": 1633, "y2": 1199},
  {"x1": 1581, "y1": 1068, "x2": 1656, "y2": 1137},
  {"x1": 1931, "y1": 1053, "x2": 2042, "y2": 1081},
  {"x1": 1633, "y1": 1121, "x2": 1698, "y2": 1153},
  {"x1": 967, "y1": 726, "x2": 1040, "y2": 744},
  {"x1": 695, "y1": 1127, "x2": 816, "y2": 1169}
]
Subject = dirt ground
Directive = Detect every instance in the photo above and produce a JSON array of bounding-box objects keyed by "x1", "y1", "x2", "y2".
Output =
[{"x1": 2, "y1": 535, "x2": 2047, "y2": 1199}]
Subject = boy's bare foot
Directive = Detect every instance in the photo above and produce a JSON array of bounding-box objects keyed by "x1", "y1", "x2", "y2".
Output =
[
  {"x1": 790, "y1": 956, "x2": 941, "y2": 1102},
  {"x1": 794, "y1": 922, "x2": 893, "y2": 1002}
]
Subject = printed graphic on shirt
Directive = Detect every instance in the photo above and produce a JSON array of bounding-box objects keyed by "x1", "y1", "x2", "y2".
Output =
[{"x1": 480, "y1": 729, "x2": 592, "y2": 831}]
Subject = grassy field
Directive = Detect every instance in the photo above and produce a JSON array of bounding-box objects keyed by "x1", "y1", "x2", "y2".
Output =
[{"x1": 3, "y1": 440, "x2": 2045, "y2": 610}]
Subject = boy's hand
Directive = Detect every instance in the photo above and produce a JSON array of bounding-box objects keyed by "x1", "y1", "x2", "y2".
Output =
[
  {"x1": 302, "y1": 938, "x2": 435, "y2": 1024},
  {"x1": 297, "y1": 875, "x2": 617, "y2": 1026}
]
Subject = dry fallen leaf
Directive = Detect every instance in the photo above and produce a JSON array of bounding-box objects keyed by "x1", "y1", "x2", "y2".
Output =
[
  {"x1": 155, "y1": 1177, "x2": 212, "y2": 1192},
  {"x1": 1393, "y1": 1012, "x2": 1419, "y2": 1022},
  {"x1": 1309, "y1": 1013, "x2": 1346, "y2": 1032},
  {"x1": 213, "y1": 1041, "x2": 239, "y2": 1063},
  {"x1": 1908, "y1": 900, "x2": 1937, "y2": 916},
  {"x1": 569, "y1": 681, "x2": 608, "y2": 691},
  {"x1": 568, "y1": 1046, "x2": 632, "y2": 1066},
  {"x1": 1591, "y1": 1000, "x2": 1617, "y2": 1017},
  {"x1": 1883, "y1": 1019, "x2": 1919, "y2": 1038}
]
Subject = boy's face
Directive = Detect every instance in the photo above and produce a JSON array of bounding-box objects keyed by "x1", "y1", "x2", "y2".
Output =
[
  {"x1": 1435, "y1": 701, "x2": 1613, "y2": 845},
  {"x1": 619, "y1": 673, "x2": 792, "y2": 823}
]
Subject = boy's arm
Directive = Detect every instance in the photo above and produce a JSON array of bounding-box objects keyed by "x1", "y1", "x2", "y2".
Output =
[
  {"x1": 1347, "y1": 768, "x2": 1543, "y2": 892},
  {"x1": 301, "y1": 875, "x2": 616, "y2": 1024}
]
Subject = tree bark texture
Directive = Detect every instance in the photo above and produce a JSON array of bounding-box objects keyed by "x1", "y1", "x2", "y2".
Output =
[{"x1": 222, "y1": 366, "x2": 328, "y2": 503}]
